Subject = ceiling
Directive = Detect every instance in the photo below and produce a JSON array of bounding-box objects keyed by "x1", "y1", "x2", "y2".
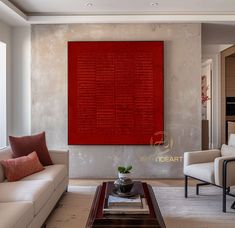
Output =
[
  {"x1": 8, "y1": 0, "x2": 235, "y2": 15},
  {"x1": 1, "y1": 0, "x2": 235, "y2": 25}
]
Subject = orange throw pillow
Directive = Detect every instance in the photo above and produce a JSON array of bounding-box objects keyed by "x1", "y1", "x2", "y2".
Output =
[{"x1": 0, "y1": 151, "x2": 44, "y2": 182}]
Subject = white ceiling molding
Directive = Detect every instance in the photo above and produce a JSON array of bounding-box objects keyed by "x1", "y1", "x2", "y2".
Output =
[
  {"x1": 28, "y1": 14, "x2": 235, "y2": 24},
  {"x1": 8, "y1": 0, "x2": 235, "y2": 15},
  {"x1": 0, "y1": 0, "x2": 28, "y2": 26},
  {"x1": 2, "y1": 0, "x2": 235, "y2": 25}
]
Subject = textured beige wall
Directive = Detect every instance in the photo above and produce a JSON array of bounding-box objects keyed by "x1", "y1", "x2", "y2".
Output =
[{"x1": 31, "y1": 23, "x2": 201, "y2": 178}]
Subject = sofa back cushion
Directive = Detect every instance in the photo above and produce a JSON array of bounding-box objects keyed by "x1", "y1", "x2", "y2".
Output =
[
  {"x1": 0, "y1": 151, "x2": 44, "y2": 182},
  {"x1": 0, "y1": 147, "x2": 12, "y2": 182},
  {"x1": 221, "y1": 144, "x2": 235, "y2": 157},
  {"x1": 9, "y1": 132, "x2": 53, "y2": 166}
]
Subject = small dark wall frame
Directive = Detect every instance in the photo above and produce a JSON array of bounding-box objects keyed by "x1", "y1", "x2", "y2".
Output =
[{"x1": 68, "y1": 41, "x2": 164, "y2": 145}]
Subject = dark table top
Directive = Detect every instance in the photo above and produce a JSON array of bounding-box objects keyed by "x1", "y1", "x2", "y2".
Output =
[{"x1": 86, "y1": 181, "x2": 166, "y2": 228}]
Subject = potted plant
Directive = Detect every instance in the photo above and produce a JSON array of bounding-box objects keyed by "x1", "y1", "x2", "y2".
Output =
[
  {"x1": 118, "y1": 165, "x2": 132, "y2": 179},
  {"x1": 115, "y1": 165, "x2": 134, "y2": 193}
]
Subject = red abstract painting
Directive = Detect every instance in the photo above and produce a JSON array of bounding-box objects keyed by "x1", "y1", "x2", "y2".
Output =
[{"x1": 68, "y1": 41, "x2": 164, "y2": 145}]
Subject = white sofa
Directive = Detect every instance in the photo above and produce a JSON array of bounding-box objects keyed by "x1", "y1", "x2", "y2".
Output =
[{"x1": 0, "y1": 146, "x2": 69, "y2": 228}]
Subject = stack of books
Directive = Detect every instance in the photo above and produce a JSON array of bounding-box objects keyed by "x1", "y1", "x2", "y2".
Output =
[{"x1": 103, "y1": 195, "x2": 150, "y2": 215}]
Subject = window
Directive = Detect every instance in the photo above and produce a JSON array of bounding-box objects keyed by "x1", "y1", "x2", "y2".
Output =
[{"x1": 0, "y1": 41, "x2": 6, "y2": 148}]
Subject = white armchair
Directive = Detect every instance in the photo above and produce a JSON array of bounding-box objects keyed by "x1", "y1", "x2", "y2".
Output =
[{"x1": 184, "y1": 134, "x2": 235, "y2": 212}]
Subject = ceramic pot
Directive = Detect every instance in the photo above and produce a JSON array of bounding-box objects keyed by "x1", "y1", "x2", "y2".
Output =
[{"x1": 118, "y1": 172, "x2": 131, "y2": 179}]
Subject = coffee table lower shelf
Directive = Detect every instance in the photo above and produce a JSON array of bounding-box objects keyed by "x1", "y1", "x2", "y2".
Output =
[{"x1": 86, "y1": 182, "x2": 166, "y2": 228}]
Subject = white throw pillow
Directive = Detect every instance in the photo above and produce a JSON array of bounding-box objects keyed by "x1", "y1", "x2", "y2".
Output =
[
  {"x1": 221, "y1": 144, "x2": 235, "y2": 157},
  {"x1": 228, "y1": 134, "x2": 235, "y2": 147}
]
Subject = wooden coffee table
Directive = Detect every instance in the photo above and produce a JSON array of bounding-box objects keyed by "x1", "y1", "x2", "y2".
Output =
[{"x1": 86, "y1": 181, "x2": 166, "y2": 228}]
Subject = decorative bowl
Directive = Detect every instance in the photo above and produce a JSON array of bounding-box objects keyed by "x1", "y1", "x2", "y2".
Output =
[{"x1": 114, "y1": 177, "x2": 134, "y2": 194}]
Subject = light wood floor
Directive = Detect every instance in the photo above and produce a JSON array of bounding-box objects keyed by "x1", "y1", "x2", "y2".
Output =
[{"x1": 69, "y1": 178, "x2": 198, "y2": 187}]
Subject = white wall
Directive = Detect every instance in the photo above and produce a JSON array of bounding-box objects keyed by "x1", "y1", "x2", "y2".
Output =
[
  {"x1": 0, "y1": 20, "x2": 31, "y2": 141},
  {"x1": 0, "y1": 20, "x2": 12, "y2": 141},
  {"x1": 202, "y1": 24, "x2": 235, "y2": 45},
  {"x1": 0, "y1": 41, "x2": 6, "y2": 148},
  {"x1": 12, "y1": 26, "x2": 31, "y2": 136}
]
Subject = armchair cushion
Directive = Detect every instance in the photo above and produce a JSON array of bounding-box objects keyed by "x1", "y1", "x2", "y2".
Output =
[
  {"x1": 214, "y1": 156, "x2": 235, "y2": 186},
  {"x1": 184, "y1": 162, "x2": 215, "y2": 183},
  {"x1": 184, "y1": 149, "x2": 221, "y2": 167},
  {"x1": 221, "y1": 144, "x2": 235, "y2": 157}
]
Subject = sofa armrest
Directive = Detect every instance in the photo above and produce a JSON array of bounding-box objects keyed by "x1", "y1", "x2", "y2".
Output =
[
  {"x1": 214, "y1": 156, "x2": 235, "y2": 187},
  {"x1": 184, "y1": 149, "x2": 221, "y2": 167},
  {"x1": 49, "y1": 150, "x2": 69, "y2": 171}
]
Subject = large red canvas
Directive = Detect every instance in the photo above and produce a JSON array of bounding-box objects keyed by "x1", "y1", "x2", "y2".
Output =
[{"x1": 68, "y1": 41, "x2": 164, "y2": 145}]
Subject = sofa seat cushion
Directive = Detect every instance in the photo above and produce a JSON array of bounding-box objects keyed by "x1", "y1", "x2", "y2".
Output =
[
  {"x1": 0, "y1": 201, "x2": 34, "y2": 228},
  {"x1": 22, "y1": 164, "x2": 67, "y2": 190},
  {"x1": 184, "y1": 162, "x2": 215, "y2": 183},
  {"x1": 0, "y1": 180, "x2": 54, "y2": 215}
]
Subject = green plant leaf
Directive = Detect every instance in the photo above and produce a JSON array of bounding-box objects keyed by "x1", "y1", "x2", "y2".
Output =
[
  {"x1": 118, "y1": 166, "x2": 125, "y2": 173},
  {"x1": 126, "y1": 165, "x2": 132, "y2": 172}
]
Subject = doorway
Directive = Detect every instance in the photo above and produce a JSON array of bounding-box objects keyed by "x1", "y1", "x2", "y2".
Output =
[
  {"x1": 221, "y1": 45, "x2": 235, "y2": 144},
  {"x1": 201, "y1": 59, "x2": 212, "y2": 149}
]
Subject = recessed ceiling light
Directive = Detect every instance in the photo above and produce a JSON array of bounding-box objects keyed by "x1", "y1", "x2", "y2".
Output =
[
  {"x1": 150, "y1": 2, "x2": 159, "y2": 7},
  {"x1": 86, "y1": 2, "x2": 93, "y2": 7}
]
